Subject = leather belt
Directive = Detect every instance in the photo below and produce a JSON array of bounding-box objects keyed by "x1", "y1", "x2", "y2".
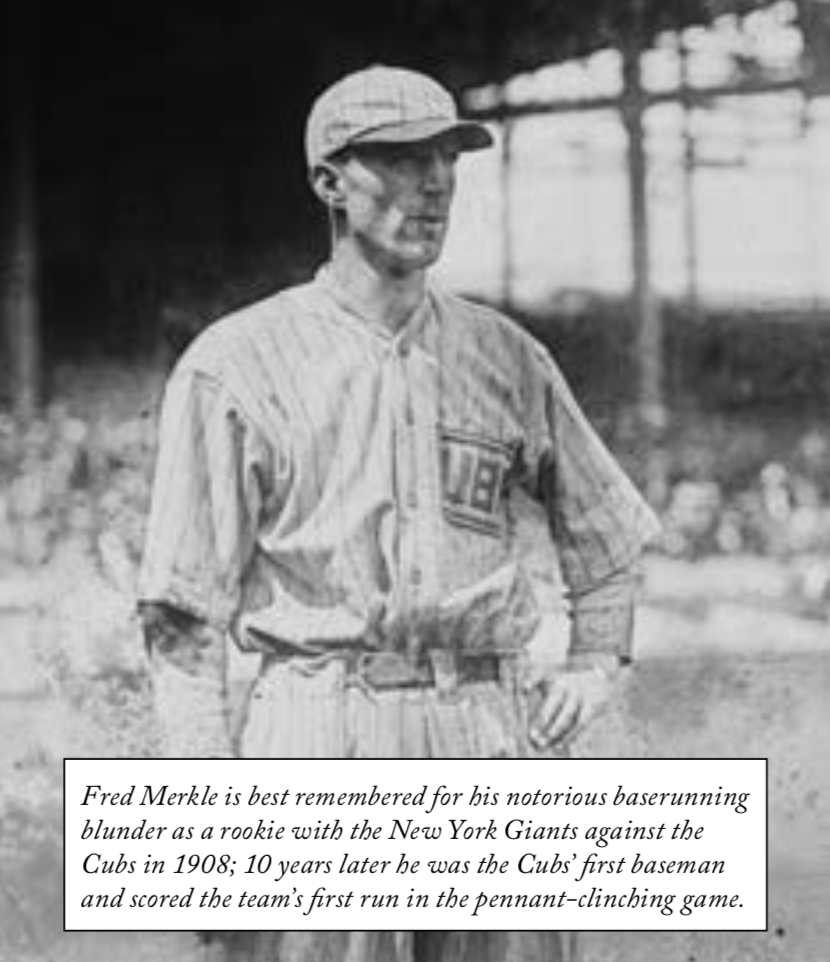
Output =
[{"x1": 343, "y1": 649, "x2": 502, "y2": 692}]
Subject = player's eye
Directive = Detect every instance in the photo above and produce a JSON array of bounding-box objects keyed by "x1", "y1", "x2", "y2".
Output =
[
  {"x1": 438, "y1": 144, "x2": 460, "y2": 163},
  {"x1": 353, "y1": 143, "x2": 409, "y2": 165}
]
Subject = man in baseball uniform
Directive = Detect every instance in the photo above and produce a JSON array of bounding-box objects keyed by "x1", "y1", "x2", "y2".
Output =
[{"x1": 139, "y1": 65, "x2": 659, "y2": 962}]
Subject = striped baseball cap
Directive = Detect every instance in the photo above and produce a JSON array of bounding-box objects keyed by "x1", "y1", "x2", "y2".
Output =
[{"x1": 305, "y1": 65, "x2": 493, "y2": 168}]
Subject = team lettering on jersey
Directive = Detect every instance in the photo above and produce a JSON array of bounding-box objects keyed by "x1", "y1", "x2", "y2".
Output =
[{"x1": 440, "y1": 427, "x2": 515, "y2": 537}]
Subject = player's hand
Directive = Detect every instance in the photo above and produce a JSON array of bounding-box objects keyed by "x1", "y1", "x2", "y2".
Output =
[{"x1": 522, "y1": 652, "x2": 620, "y2": 750}]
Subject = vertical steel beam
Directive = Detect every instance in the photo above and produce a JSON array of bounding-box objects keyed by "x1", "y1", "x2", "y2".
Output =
[
  {"x1": 1, "y1": 0, "x2": 41, "y2": 420},
  {"x1": 499, "y1": 112, "x2": 515, "y2": 307},
  {"x1": 622, "y1": 16, "x2": 667, "y2": 503}
]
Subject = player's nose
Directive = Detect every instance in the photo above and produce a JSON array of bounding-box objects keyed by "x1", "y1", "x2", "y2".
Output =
[{"x1": 420, "y1": 147, "x2": 456, "y2": 195}]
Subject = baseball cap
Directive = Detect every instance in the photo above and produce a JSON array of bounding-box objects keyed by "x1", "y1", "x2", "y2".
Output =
[{"x1": 305, "y1": 65, "x2": 493, "y2": 168}]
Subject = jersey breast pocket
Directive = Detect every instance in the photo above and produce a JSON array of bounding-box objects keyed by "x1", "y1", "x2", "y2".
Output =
[{"x1": 439, "y1": 425, "x2": 520, "y2": 538}]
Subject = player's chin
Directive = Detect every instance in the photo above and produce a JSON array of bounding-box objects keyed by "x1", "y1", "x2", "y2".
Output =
[{"x1": 396, "y1": 237, "x2": 447, "y2": 270}]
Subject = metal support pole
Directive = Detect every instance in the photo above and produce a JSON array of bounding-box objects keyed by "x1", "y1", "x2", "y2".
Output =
[
  {"x1": 499, "y1": 113, "x2": 515, "y2": 307},
  {"x1": 680, "y1": 34, "x2": 702, "y2": 325},
  {"x1": 622, "y1": 31, "x2": 668, "y2": 505},
  {"x1": 1, "y1": 0, "x2": 41, "y2": 420}
]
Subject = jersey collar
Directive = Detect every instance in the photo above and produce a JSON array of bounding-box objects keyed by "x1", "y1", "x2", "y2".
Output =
[{"x1": 315, "y1": 264, "x2": 436, "y2": 354}]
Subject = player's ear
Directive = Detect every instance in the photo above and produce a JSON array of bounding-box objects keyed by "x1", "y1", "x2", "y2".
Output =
[{"x1": 310, "y1": 162, "x2": 347, "y2": 208}]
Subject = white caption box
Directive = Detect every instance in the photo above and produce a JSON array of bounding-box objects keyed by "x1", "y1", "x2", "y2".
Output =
[{"x1": 64, "y1": 758, "x2": 767, "y2": 931}]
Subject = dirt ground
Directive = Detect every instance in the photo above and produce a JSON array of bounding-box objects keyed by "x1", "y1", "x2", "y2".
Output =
[{"x1": 1, "y1": 555, "x2": 828, "y2": 962}]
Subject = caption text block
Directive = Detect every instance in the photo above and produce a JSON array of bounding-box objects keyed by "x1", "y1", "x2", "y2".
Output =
[{"x1": 64, "y1": 758, "x2": 767, "y2": 931}]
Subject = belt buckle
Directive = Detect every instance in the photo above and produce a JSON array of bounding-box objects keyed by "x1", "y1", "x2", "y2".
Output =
[
  {"x1": 427, "y1": 649, "x2": 458, "y2": 695},
  {"x1": 356, "y1": 651, "x2": 425, "y2": 690}
]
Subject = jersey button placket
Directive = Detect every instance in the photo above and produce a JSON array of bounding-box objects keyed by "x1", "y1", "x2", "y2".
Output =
[
  {"x1": 391, "y1": 340, "x2": 420, "y2": 621},
  {"x1": 406, "y1": 348, "x2": 441, "y2": 609},
  {"x1": 402, "y1": 352, "x2": 421, "y2": 601}
]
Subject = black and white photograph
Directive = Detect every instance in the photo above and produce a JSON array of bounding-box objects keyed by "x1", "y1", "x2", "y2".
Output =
[{"x1": 1, "y1": 1, "x2": 829, "y2": 960}]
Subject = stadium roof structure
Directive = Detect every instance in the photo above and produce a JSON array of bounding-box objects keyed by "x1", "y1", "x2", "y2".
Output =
[
  {"x1": 38, "y1": 1, "x2": 787, "y2": 101},
  {"x1": 1, "y1": 0, "x2": 816, "y2": 417}
]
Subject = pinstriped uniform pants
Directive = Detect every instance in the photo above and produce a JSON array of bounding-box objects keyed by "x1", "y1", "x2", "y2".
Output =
[{"x1": 231, "y1": 654, "x2": 568, "y2": 962}]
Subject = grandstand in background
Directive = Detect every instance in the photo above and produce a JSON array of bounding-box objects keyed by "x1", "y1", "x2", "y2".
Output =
[{"x1": 440, "y1": 1, "x2": 830, "y2": 314}]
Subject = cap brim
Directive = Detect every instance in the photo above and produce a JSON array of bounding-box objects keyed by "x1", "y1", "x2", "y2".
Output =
[{"x1": 350, "y1": 118, "x2": 493, "y2": 152}]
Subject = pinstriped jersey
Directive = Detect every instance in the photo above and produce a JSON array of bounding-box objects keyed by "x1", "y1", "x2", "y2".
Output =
[{"x1": 138, "y1": 268, "x2": 659, "y2": 658}]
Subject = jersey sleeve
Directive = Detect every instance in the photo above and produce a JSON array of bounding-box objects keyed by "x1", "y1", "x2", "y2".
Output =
[
  {"x1": 138, "y1": 367, "x2": 270, "y2": 629},
  {"x1": 524, "y1": 344, "x2": 661, "y2": 597}
]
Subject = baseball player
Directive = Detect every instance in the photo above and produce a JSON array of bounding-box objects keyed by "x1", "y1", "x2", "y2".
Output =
[{"x1": 139, "y1": 65, "x2": 659, "y2": 962}]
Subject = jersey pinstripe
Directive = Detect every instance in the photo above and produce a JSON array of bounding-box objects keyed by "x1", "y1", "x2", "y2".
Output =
[{"x1": 138, "y1": 267, "x2": 659, "y2": 658}]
